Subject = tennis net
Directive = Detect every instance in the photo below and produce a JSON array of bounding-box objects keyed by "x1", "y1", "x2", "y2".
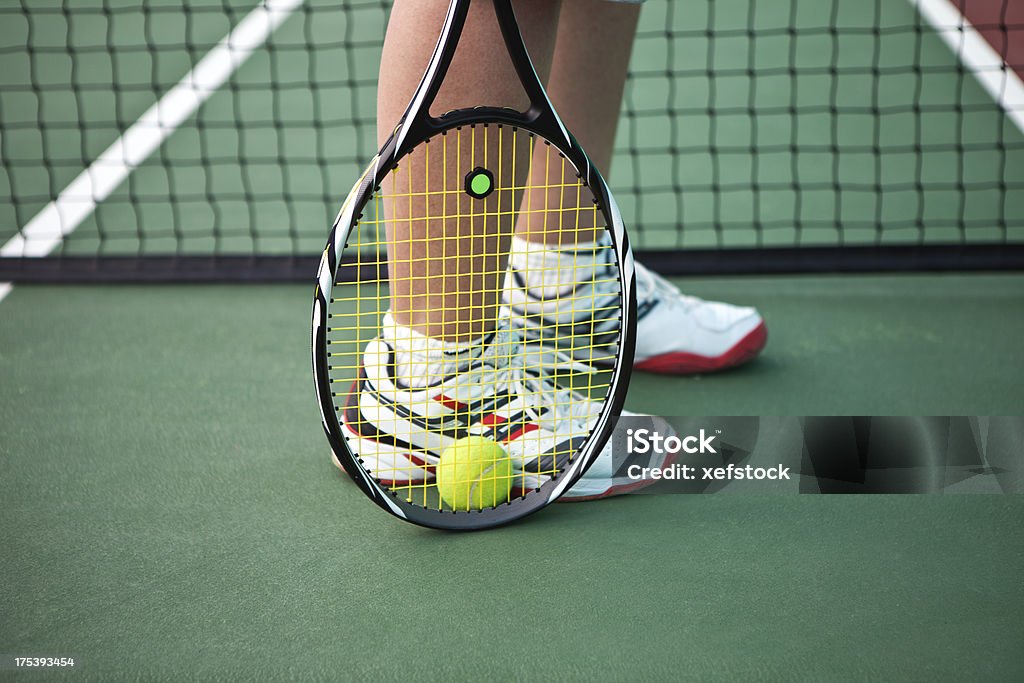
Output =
[{"x1": 1, "y1": 0, "x2": 1022, "y2": 281}]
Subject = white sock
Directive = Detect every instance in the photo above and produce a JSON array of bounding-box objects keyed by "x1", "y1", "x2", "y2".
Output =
[
  {"x1": 508, "y1": 236, "x2": 609, "y2": 299},
  {"x1": 381, "y1": 312, "x2": 491, "y2": 389}
]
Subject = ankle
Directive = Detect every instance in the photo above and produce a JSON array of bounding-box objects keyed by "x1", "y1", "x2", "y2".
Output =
[{"x1": 508, "y1": 236, "x2": 609, "y2": 297}]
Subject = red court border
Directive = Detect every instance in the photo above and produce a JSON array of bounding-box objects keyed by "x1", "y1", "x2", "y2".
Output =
[{"x1": 951, "y1": 0, "x2": 1023, "y2": 78}]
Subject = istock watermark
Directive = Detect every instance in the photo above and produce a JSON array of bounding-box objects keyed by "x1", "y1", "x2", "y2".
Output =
[
  {"x1": 609, "y1": 416, "x2": 1023, "y2": 494},
  {"x1": 625, "y1": 427, "x2": 718, "y2": 454}
]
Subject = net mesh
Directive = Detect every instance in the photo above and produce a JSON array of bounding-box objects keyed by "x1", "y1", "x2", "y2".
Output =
[{"x1": 1, "y1": 0, "x2": 1022, "y2": 278}]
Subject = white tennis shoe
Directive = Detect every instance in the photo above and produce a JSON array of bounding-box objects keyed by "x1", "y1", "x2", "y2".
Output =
[
  {"x1": 503, "y1": 236, "x2": 767, "y2": 374},
  {"x1": 559, "y1": 412, "x2": 676, "y2": 501}
]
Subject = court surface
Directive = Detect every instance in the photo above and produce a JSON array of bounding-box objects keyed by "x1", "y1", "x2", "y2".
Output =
[{"x1": 2, "y1": 273, "x2": 1022, "y2": 680}]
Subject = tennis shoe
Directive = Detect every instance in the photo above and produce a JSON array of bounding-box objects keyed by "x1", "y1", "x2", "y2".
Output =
[
  {"x1": 503, "y1": 236, "x2": 767, "y2": 374},
  {"x1": 559, "y1": 413, "x2": 677, "y2": 501},
  {"x1": 336, "y1": 316, "x2": 606, "y2": 492}
]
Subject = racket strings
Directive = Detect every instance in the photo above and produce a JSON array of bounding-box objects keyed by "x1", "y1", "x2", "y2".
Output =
[{"x1": 327, "y1": 125, "x2": 622, "y2": 510}]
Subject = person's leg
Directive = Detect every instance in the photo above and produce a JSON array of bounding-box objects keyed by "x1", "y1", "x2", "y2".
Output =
[
  {"x1": 507, "y1": 0, "x2": 768, "y2": 379},
  {"x1": 517, "y1": 0, "x2": 640, "y2": 246},
  {"x1": 342, "y1": 0, "x2": 571, "y2": 486},
  {"x1": 378, "y1": 0, "x2": 562, "y2": 343}
]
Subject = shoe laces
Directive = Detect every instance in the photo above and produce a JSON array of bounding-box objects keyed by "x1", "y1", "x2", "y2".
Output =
[
  {"x1": 507, "y1": 352, "x2": 597, "y2": 433},
  {"x1": 635, "y1": 262, "x2": 699, "y2": 311},
  {"x1": 483, "y1": 326, "x2": 597, "y2": 434}
]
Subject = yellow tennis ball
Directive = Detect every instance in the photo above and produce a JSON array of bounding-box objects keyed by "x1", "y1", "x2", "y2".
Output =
[{"x1": 436, "y1": 436, "x2": 514, "y2": 511}]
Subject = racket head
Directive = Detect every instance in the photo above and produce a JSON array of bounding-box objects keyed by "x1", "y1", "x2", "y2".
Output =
[{"x1": 312, "y1": 111, "x2": 635, "y2": 530}]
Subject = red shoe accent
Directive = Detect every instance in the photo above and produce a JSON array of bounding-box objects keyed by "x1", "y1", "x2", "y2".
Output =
[
  {"x1": 633, "y1": 321, "x2": 767, "y2": 375},
  {"x1": 481, "y1": 413, "x2": 508, "y2": 427},
  {"x1": 502, "y1": 423, "x2": 540, "y2": 443},
  {"x1": 435, "y1": 394, "x2": 469, "y2": 411}
]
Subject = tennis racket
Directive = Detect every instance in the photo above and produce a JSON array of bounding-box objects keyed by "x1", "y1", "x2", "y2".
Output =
[{"x1": 312, "y1": 0, "x2": 636, "y2": 529}]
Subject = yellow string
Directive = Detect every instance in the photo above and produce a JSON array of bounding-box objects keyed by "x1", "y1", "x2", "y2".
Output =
[{"x1": 328, "y1": 128, "x2": 622, "y2": 509}]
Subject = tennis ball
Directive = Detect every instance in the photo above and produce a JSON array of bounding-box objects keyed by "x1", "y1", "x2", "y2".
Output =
[{"x1": 436, "y1": 436, "x2": 514, "y2": 511}]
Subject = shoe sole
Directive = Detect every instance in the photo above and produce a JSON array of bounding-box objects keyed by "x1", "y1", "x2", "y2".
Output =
[
  {"x1": 330, "y1": 448, "x2": 434, "y2": 488},
  {"x1": 633, "y1": 321, "x2": 767, "y2": 375},
  {"x1": 558, "y1": 450, "x2": 680, "y2": 502}
]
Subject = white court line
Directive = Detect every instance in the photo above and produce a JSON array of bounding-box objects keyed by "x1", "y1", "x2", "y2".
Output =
[
  {"x1": 0, "y1": 0, "x2": 303, "y2": 303},
  {"x1": 912, "y1": 0, "x2": 1024, "y2": 135}
]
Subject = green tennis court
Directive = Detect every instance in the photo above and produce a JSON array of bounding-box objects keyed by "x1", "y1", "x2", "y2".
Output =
[
  {"x1": 2, "y1": 0, "x2": 1023, "y2": 679},
  {"x1": 2, "y1": 275, "x2": 1023, "y2": 679}
]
